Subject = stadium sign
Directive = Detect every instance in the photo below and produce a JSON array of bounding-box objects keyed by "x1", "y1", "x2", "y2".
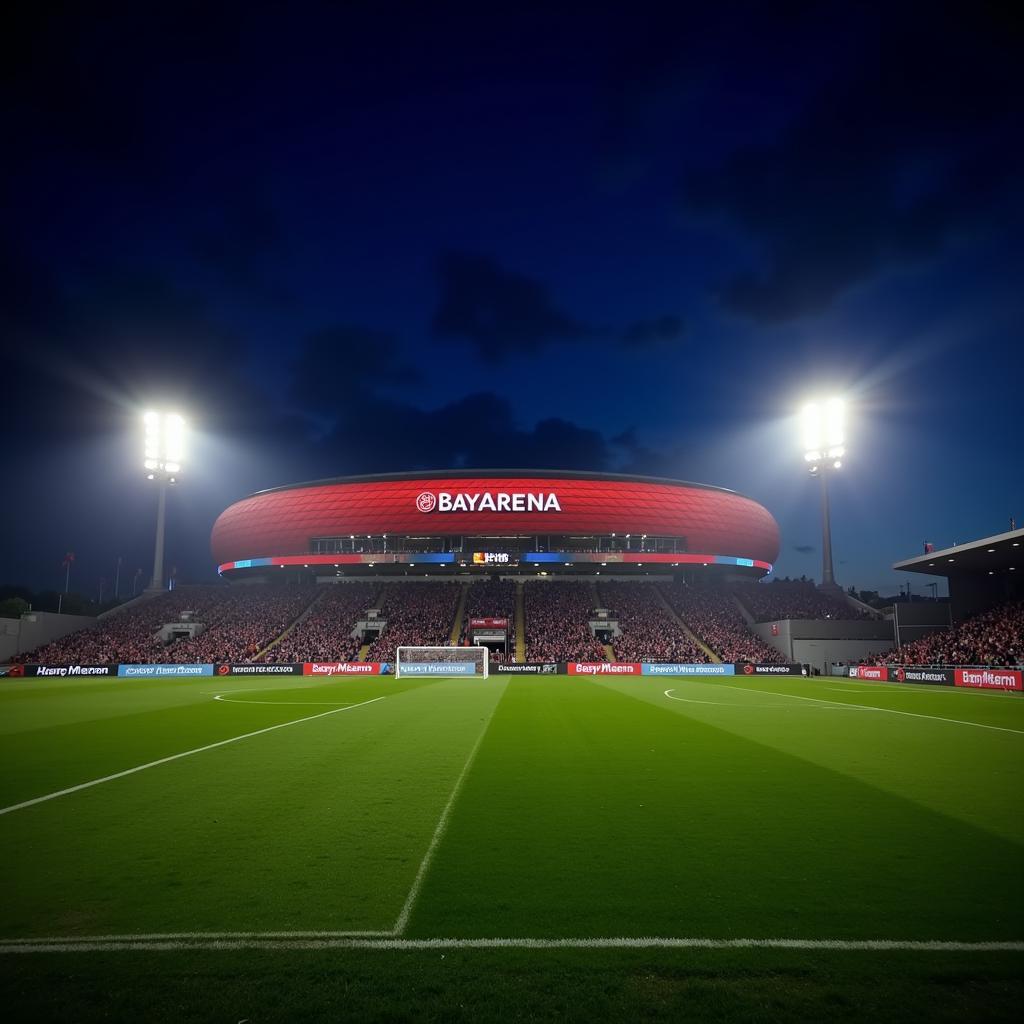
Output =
[
  {"x1": 493, "y1": 662, "x2": 559, "y2": 674},
  {"x1": 954, "y1": 668, "x2": 1022, "y2": 691},
  {"x1": 736, "y1": 663, "x2": 802, "y2": 675},
  {"x1": 216, "y1": 663, "x2": 303, "y2": 675},
  {"x1": 892, "y1": 666, "x2": 954, "y2": 686},
  {"x1": 568, "y1": 662, "x2": 642, "y2": 675},
  {"x1": 849, "y1": 666, "x2": 889, "y2": 681},
  {"x1": 302, "y1": 662, "x2": 389, "y2": 675},
  {"x1": 417, "y1": 491, "x2": 561, "y2": 513},
  {"x1": 118, "y1": 664, "x2": 215, "y2": 677},
  {"x1": 397, "y1": 661, "x2": 477, "y2": 676},
  {"x1": 642, "y1": 663, "x2": 735, "y2": 675},
  {"x1": 4, "y1": 664, "x2": 117, "y2": 678}
]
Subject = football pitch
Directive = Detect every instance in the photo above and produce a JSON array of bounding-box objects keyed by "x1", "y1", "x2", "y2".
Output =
[{"x1": 1, "y1": 672, "x2": 1021, "y2": 1021}]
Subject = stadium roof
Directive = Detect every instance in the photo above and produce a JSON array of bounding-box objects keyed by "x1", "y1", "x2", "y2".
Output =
[
  {"x1": 893, "y1": 528, "x2": 1024, "y2": 577},
  {"x1": 250, "y1": 469, "x2": 742, "y2": 500}
]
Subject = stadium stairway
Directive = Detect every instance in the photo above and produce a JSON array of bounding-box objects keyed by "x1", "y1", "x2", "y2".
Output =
[
  {"x1": 448, "y1": 584, "x2": 469, "y2": 645},
  {"x1": 731, "y1": 591, "x2": 757, "y2": 625},
  {"x1": 602, "y1": 643, "x2": 616, "y2": 662},
  {"x1": 357, "y1": 642, "x2": 372, "y2": 662},
  {"x1": 652, "y1": 585, "x2": 722, "y2": 663},
  {"x1": 514, "y1": 583, "x2": 526, "y2": 662},
  {"x1": 255, "y1": 589, "x2": 325, "y2": 661}
]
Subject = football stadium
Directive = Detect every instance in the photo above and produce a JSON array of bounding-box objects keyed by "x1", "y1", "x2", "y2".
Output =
[{"x1": 2, "y1": 455, "x2": 1022, "y2": 1022}]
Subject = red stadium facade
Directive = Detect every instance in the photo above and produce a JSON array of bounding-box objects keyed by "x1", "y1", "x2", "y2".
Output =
[{"x1": 211, "y1": 470, "x2": 780, "y2": 579}]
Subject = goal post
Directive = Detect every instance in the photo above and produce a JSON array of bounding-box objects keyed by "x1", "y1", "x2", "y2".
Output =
[{"x1": 395, "y1": 646, "x2": 489, "y2": 678}]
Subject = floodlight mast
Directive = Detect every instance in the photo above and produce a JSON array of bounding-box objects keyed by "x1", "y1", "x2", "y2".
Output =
[
  {"x1": 143, "y1": 412, "x2": 185, "y2": 592},
  {"x1": 801, "y1": 398, "x2": 845, "y2": 592}
]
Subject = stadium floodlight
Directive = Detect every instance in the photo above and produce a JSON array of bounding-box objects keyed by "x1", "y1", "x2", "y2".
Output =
[
  {"x1": 801, "y1": 397, "x2": 845, "y2": 592},
  {"x1": 143, "y1": 411, "x2": 187, "y2": 592}
]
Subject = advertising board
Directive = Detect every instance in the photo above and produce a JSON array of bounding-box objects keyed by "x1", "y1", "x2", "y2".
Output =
[
  {"x1": 215, "y1": 663, "x2": 303, "y2": 676},
  {"x1": 641, "y1": 663, "x2": 735, "y2": 676},
  {"x1": 302, "y1": 662, "x2": 389, "y2": 676},
  {"x1": 891, "y1": 666, "x2": 955, "y2": 686},
  {"x1": 735, "y1": 663, "x2": 803, "y2": 675},
  {"x1": 849, "y1": 666, "x2": 889, "y2": 681},
  {"x1": 568, "y1": 662, "x2": 642, "y2": 675},
  {"x1": 1, "y1": 664, "x2": 118, "y2": 678},
  {"x1": 117, "y1": 664, "x2": 215, "y2": 677},
  {"x1": 493, "y1": 662, "x2": 559, "y2": 674},
  {"x1": 954, "y1": 668, "x2": 1022, "y2": 691}
]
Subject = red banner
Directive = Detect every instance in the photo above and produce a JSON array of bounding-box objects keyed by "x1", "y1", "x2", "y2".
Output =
[
  {"x1": 954, "y1": 668, "x2": 1022, "y2": 691},
  {"x1": 303, "y1": 662, "x2": 385, "y2": 676},
  {"x1": 850, "y1": 666, "x2": 889, "y2": 681},
  {"x1": 469, "y1": 617, "x2": 508, "y2": 629},
  {"x1": 567, "y1": 662, "x2": 642, "y2": 675}
]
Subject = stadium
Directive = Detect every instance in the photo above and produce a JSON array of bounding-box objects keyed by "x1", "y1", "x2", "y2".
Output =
[
  {"x1": 210, "y1": 469, "x2": 780, "y2": 580},
  {"x1": 2, "y1": 446, "x2": 1023, "y2": 1022}
]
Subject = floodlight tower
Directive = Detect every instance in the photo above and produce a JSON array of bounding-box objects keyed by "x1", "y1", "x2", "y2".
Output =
[
  {"x1": 801, "y1": 398, "x2": 845, "y2": 593},
  {"x1": 143, "y1": 412, "x2": 185, "y2": 592}
]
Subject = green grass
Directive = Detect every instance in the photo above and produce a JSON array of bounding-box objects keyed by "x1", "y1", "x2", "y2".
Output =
[{"x1": 0, "y1": 673, "x2": 1021, "y2": 1021}]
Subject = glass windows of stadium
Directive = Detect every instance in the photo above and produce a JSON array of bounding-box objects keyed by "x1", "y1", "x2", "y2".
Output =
[{"x1": 310, "y1": 534, "x2": 687, "y2": 555}]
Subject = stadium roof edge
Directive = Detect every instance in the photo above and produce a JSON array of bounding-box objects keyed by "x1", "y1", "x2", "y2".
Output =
[
  {"x1": 893, "y1": 528, "x2": 1024, "y2": 575},
  {"x1": 245, "y1": 469, "x2": 747, "y2": 501}
]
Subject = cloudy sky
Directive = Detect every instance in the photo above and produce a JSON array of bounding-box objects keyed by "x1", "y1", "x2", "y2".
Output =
[{"x1": 4, "y1": 2, "x2": 1021, "y2": 597}]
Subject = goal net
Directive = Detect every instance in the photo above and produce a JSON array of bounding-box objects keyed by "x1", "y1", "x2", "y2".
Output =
[{"x1": 395, "y1": 646, "x2": 489, "y2": 678}]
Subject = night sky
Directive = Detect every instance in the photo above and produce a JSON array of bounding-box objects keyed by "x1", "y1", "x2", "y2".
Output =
[{"x1": 4, "y1": 2, "x2": 1022, "y2": 599}]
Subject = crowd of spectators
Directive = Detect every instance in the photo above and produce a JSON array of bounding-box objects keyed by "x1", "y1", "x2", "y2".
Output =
[
  {"x1": 167, "y1": 587, "x2": 314, "y2": 663},
  {"x1": 598, "y1": 582, "x2": 708, "y2": 664},
  {"x1": 665, "y1": 583, "x2": 785, "y2": 663},
  {"x1": 363, "y1": 583, "x2": 461, "y2": 664},
  {"x1": 463, "y1": 579, "x2": 515, "y2": 622},
  {"x1": 733, "y1": 580, "x2": 869, "y2": 622},
  {"x1": 264, "y1": 583, "x2": 380, "y2": 663},
  {"x1": 870, "y1": 600, "x2": 1024, "y2": 667},
  {"x1": 15, "y1": 585, "x2": 318, "y2": 664},
  {"x1": 523, "y1": 581, "x2": 605, "y2": 663}
]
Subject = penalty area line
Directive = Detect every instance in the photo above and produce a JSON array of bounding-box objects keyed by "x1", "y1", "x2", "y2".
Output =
[
  {"x1": 1, "y1": 936, "x2": 1021, "y2": 954},
  {"x1": 721, "y1": 684, "x2": 1024, "y2": 735},
  {"x1": 0, "y1": 696, "x2": 386, "y2": 817}
]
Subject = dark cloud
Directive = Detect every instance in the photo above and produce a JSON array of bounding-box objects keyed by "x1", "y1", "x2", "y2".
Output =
[
  {"x1": 291, "y1": 327, "x2": 421, "y2": 411},
  {"x1": 793, "y1": 544, "x2": 815, "y2": 554},
  {"x1": 683, "y1": 5, "x2": 1023, "y2": 321},
  {"x1": 433, "y1": 252, "x2": 592, "y2": 362},
  {"x1": 317, "y1": 389, "x2": 610, "y2": 476},
  {"x1": 621, "y1": 314, "x2": 684, "y2": 347},
  {"x1": 191, "y1": 196, "x2": 295, "y2": 307}
]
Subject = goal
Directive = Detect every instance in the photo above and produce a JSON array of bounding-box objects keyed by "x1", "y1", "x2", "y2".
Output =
[{"x1": 395, "y1": 646, "x2": 489, "y2": 678}]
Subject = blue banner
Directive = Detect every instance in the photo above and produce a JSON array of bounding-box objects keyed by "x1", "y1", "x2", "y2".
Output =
[
  {"x1": 118, "y1": 664, "x2": 215, "y2": 678},
  {"x1": 641, "y1": 663, "x2": 735, "y2": 676},
  {"x1": 398, "y1": 662, "x2": 477, "y2": 676}
]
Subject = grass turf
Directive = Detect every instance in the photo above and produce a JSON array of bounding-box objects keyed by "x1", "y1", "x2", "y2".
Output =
[{"x1": 0, "y1": 672, "x2": 1021, "y2": 1020}]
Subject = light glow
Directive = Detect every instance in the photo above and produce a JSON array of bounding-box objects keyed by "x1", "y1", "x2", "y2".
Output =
[
  {"x1": 802, "y1": 396, "x2": 846, "y2": 462},
  {"x1": 142, "y1": 412, "x2": 187, "y2": 475}
]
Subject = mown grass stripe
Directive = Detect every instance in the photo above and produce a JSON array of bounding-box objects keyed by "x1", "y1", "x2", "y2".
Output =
[
  {"x1": 724, "y1": 684, "x2": 1024, "y2": 734},
  {"x1": 1, "y1": 936, "x2": 1022, "y2": 954},
  {"x1": 0, "y1": 696, "x2": 386, "y2": 817},
  {"x1": 392, "y1": 681, "x2": 506, "y2": 934}
]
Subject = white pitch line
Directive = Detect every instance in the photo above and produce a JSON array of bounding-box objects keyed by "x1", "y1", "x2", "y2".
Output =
[
  {"x1": 722, "y1": 684, "x2": 1024, "y2": 735},
  {"x1": 213, "y1": 695, "x2": 355, "y2": 706},
  {"x1": 0, "y1": 930, "x2": 393, "y2": 943},
  {"x1": 392, "y1": 691, "x2": 505, "y2": 935},
  {"x1": 663, "y1": 689, "x2": 864, "y2": 710},
  {"x1": 1, "y1": 936, "x2": 1021, "y2": 954},
  {"x1": 0, "y1": 696, "x2": 386, "y2": 817}
]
